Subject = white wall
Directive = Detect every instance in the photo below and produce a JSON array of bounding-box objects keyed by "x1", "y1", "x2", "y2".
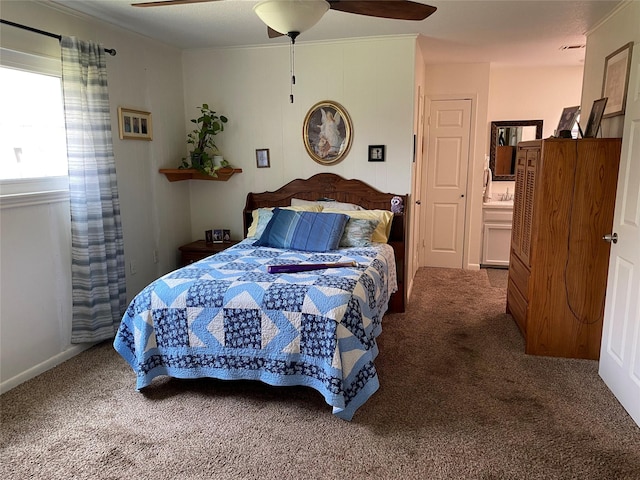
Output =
[
  {"x1": 181, "y1": 37, "x2": 417, "y2": 240},
  {"x1": 488, "y1": 66, "x2": 584, "y2": 138},
  {"x1": 0, "y1": 1, "x2": 189, "y2": 391},
  {"x1": 582, "y1": 0, "x2": 640, "y2": 139}
]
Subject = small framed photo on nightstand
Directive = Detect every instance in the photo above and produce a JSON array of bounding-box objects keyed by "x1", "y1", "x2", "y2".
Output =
[
  {"x1": 213, "y1": 229, "x2": 223, "y2": 243},
  {"x1": 368, "y1": 145, "x2": 385, "y2": 162},
  {"x1": 223, "y1": 229, "x2": 231, "y2": 242},
  {"x1": 205, "y1": 229, "x2": 213, "y2": 244}
]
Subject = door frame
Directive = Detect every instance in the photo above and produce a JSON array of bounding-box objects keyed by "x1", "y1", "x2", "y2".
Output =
[{"x1": 421, "y1": 93, "x2": 480, "y2": 269}]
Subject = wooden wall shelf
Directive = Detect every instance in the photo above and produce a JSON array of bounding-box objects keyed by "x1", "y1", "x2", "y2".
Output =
[{"x1": 159, "y1": 168, "x2": 242, "y2": 182}]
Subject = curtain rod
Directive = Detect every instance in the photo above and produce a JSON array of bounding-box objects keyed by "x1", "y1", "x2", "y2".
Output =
[{"x1": 0, "y1": 19, "x2": 116, "y2": 56}]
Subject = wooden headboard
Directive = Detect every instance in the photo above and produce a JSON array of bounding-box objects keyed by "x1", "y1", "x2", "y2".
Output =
[{"x1": 243, "y1": 173, "x2": 407, "y2": 313}]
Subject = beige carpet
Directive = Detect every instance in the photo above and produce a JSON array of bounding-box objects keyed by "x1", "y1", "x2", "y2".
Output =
[{"x1": 1, "y1": 267, "x2": 638, "y2": 479}]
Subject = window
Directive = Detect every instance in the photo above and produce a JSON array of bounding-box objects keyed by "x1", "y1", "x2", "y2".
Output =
[{"x1": 0, "y1": 48, "x2": 68, "y2": 197}]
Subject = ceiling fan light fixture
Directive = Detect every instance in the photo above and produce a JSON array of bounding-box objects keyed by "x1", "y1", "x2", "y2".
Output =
[{"x1": 253, "y1": 0, "x2": 330, "y2": 36}]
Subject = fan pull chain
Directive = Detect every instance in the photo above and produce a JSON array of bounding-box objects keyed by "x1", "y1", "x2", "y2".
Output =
[
  {"x1": 290, "y1": 40, "x2": 294, "y2": 103},
  {"x1": 288, "y1": 32, "x2": 299, "y2": 103}
]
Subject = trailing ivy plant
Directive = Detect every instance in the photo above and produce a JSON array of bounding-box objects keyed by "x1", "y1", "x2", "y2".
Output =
[{"x1": 180, "y1": 103, "x2": 229, "y2": 176}]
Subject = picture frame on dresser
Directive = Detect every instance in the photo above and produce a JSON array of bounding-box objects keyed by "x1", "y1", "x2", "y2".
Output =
[
  {"x1": 584, "y1": 98, "x2": 608, "y2": 138},
  {"x1": 602, "y1": 42, "x2": 634, "y2": 118},
  {"x1": 556, "y1": 106, "x2": 580, "y2": 135}
]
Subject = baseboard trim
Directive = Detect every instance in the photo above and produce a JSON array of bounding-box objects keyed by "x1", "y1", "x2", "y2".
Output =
[{"x1": 0, "y1": 343, "x2": 96, "y2": 395}]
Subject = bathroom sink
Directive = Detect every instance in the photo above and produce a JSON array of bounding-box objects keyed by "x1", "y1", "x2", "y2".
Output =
[{"x1": 483, "y1": 200, "x2": 514, "y2": 208}]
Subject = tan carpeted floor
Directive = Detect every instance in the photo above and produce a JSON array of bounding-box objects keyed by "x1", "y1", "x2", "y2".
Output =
[{"x1": 1, "y1": 267, "x2": 638, "y2": 479}]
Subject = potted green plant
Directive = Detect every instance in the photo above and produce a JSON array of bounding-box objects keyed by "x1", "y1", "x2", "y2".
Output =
[{"x1": 180, "y1": 103, "x2": 229, "y2": 176}]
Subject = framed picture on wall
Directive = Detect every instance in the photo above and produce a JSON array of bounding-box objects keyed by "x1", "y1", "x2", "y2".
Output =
[
  {"x1": 118, "y1": 107, "x2": 152, "y2": 140},
  {"x1": 256, "y1": 149, "x2": 270, "y2": 168},
  {"x1": 302, "y1": 100, "x2": 353, "y2": 166},
  {"x1": 601, "y1": 42, "x2": 634, "y2": 118},
  {"x1": 368, "y1": 145, "x2": 385, "y2": 162}
]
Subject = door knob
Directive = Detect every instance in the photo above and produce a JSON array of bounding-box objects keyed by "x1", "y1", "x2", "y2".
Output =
[
  {"x1": 603, "y1": 233, "x2": 618, "y2": 244},
  {"x1": 415, "y1": 200, "x2": 421, "y2": 205}
]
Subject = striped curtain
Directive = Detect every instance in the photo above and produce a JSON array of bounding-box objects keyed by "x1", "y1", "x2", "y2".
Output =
[{"x1": 61, "y1": 36, "x2": 126, "y2": 343}]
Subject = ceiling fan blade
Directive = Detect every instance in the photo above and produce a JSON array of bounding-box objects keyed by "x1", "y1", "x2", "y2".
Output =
[
  {"x1": 267, "y1": 26, "x2": 284, "y2": 39},
  {"x1": 132, "y1": 0, "x2": 220, "y2": 7},
  {"x1": 328, "y1": 0, "x2": 436, "y2": 21}
]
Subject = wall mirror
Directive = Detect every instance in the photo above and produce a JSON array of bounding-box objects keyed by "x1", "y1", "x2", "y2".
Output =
[{"x1": 489, "y1": 120, "x2": 543, "y2": 181}]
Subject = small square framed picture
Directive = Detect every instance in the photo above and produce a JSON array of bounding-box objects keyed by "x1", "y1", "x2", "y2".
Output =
[
  {"x1": 205, "y1": 229, "x2": 213, "y2": 244},
  {"x1": 256, "y1": 149, "x2": 270, "y2": 168},
  {"x1": 213, "y1": 229, "x2": 223, "y2": 243},
  {"x1": 222, "y1": 229, "x2": 231, "y2": 242},
  {"x1": 368, "y1": 145, "x2": 385, "y2": 162}
]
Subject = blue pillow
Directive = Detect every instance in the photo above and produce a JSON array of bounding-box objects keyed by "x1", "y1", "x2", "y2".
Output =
[{"x1": 255, "y1": 208, "x2": 349, "y2": 252}]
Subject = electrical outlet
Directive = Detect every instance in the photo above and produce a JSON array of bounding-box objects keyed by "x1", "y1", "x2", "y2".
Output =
[
  {"x1": 129, "y1": 260, "x2": 137, "y2": 275},
  {"x1": 153, "y1": 250, "x2": 159, "y2": 264}
]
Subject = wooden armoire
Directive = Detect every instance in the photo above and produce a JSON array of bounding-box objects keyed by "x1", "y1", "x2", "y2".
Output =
[{"x1": 506, "y1": 138, "x2": 622, "y2": 359}]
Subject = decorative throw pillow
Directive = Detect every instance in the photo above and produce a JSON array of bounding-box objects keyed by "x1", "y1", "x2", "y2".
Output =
[
  {"x1": 323, "y1": 209, "x2": 394, "y2": 243},
  {"x1": 255, "y1": 208, "x2": 349, "y2": 252},
  {"x1": 291, "y1": 197, "x2": 363, "y2": 211},
  {"x1": 246, "y1": 205, "x2": 323, "y2": 239},
  {"x1": 339, "y1": 218, "x2": 378, "y2": 247}
]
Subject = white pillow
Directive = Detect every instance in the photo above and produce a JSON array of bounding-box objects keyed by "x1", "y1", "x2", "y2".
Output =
[{"x1": 291, "y1": 197, "x2": 363, "y2": 211}]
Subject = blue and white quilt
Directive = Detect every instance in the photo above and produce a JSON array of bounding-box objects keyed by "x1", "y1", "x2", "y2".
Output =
[{"x1": 113, "y1": 240, "x2": 397, "y2": 420}]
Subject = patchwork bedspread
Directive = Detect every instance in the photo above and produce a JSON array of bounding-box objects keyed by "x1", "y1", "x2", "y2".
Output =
[{"x1": 113, "y1": 240, "x2": 397, "y2": 420}]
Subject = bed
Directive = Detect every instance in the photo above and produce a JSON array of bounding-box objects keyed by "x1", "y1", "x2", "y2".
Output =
[{"x1": 114, "y1": 174, "x2": 407, "y2": 420}]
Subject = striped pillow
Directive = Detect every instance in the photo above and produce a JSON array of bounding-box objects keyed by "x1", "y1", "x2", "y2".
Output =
[
  {"x1": 339, "y1": 218, "x2": 377, "y2": 247},
  {"x1": 255, "y1": 208, "x2": 349, "y2": 252}
]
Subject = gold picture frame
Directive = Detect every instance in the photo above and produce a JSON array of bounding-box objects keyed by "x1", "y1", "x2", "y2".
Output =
[
  {"x1": 601, "y1": 42, "x2": 633, "y2": 118},
  {"x1": 118, "y1": 107, "x2": 152, "y2": 141},
  {"x1": 303, "y1": 100, "x2": 352, "y2": 165}
]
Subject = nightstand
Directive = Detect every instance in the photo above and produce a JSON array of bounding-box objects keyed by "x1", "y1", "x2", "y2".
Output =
[{"x1": 178, "y1": 239, "x2": 240, "y2": 266}]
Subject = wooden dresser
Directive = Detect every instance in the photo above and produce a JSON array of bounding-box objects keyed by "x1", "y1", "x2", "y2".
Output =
[{"x1": 506, "y1": 138, "x2": 621, "y2": 359}]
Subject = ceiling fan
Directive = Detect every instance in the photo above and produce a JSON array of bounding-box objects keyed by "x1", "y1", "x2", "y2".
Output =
[
  {"x1": 132, "y1": 0, "x2": 437, "y2": 102},
  {"x1": 132, "y1": 0, "x2": 437, "y2": 40}
]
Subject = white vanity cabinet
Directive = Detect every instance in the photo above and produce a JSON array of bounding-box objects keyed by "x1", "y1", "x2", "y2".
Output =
[{"x1": 481, "y1": 202, "x2": 514, "y2": 267}]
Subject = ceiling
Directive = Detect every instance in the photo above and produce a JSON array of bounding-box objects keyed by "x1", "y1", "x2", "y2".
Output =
[{"x1": 50, "y1": 0, "x2": 622, "y2": 66}]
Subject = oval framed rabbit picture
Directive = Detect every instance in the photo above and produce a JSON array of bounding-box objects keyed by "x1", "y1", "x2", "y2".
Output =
[{"x1": 303, "y1": 100, "x2": 353, "y2": 165}]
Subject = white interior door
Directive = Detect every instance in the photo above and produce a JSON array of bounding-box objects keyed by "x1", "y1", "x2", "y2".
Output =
[
  {"x1": 409, "y1": 87, "x2": 425, "y2": 284},
  {"x1": 424, "y1": 99, "x2": 471, "y2": 268},
  {"x1": 599, "y1": 47, "x2": 640, "y2": 427}
]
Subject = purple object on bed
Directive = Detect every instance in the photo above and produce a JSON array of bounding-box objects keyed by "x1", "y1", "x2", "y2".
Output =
[{"x1": 267, "y1": 261, "x2": 356, "y2": 274}]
